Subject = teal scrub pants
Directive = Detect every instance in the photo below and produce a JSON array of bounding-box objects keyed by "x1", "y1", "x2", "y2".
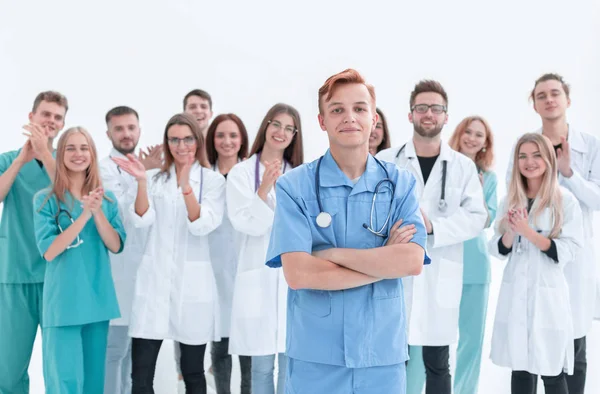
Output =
[
  {"x1": 0, "y1": 283, "x2": 43, "y2": 394},
  {"x1": 406, "y1": 283, "x2": 489, "y2": 394},
  {"x1": 286, "y1": 358, "x2": 406, "y2": 394},
  {"x1": 43, "y1": 321, "x2": 109, "y2": 394}
]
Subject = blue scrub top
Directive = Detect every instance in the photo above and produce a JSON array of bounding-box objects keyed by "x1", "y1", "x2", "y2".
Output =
[
  {"x1": 0, "y1": 150, "x2": 53, "y2": 283},
  {"x1": 33, "y1": 189, "x2": 125, "y2": 327},
  {"x1": 463, "y1": 171, "x2": 498, "y2": 284},
  {"x1": 266, "y1": 150, "x2": 429, "y2": 368}
]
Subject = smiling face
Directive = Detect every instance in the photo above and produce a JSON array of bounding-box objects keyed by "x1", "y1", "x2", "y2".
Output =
[
  {"x1": 409, "y1": 92, "x2": 448, "y2": 139},
  {"x1": 318, "y1": 83, "x2": 377, "y2": 150},
  {"x1": 533, "y1": 79, "x2": 570, "y2": 121},
  {"x1": 518, "y1": 141, "x2": 547, "y2": 180},
  {"x1": 29, "y1": 100, "x2": 67, "y2": 139},
  {"x1": 369, "y1": 119, "x2": 384, "y2": 153},
  {"x1": 184, "y1": 95, "x2": 213, "y2": 133},
  {"x1": 63, "y1": 132, "x2": 92, "y2": 173},
  {"x1": 459, "y1": 119, "x2": 487, "y2": 157},
  {"x1": 263, "y1": 112, "x2": 296, "y2": 152},
  {"x1": 214, "y1": 119, "x2": 242, "y2": 160},
  {"x1": 167, "y1": 124, "x2": 197, "y2": 166}
]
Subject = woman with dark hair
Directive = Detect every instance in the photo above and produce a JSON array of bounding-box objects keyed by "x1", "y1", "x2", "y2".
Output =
[
  {"x1": 227, "y1": 104, "x2": 304, "y2": 394},
  {"x1": 369, "y1": 107, "x2": 391, "y2": 155},
  {"x1": 113, "y1": 113, "x2": 226, "y2": 394}
]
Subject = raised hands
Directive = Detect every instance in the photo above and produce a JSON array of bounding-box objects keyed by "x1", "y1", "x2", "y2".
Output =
[
  {"x1": 139, "y1": 144, "x2": 163, "y2": 170},
  {"x1": 81, "y1": 187, "x2": 104, "y2": 218},
  {"x1": 22, "y1": 123, "x2": 50, "y2": 158},
  {"x1": 257, "y1": 160, "x2": 282, "y2": 201},
  {"x1": 112, "y1": 154, "x2": 147, "y2": 181},
  {"x1": 556, "y1": 136, "x2": 573, "y2": 178},
  {"x1": 508, "y1": 207, "x2": 530, "y2": 236}
]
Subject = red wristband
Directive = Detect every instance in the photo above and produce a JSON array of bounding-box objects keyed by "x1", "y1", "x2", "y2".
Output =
[{"x1": 182, "y1": 187, "x2": 193, "y2": 196}]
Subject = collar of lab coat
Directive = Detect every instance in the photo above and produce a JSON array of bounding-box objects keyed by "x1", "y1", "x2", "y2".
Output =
[
  {"x1": 109, "y1": 148, "x2": 128, "y2": 160},
  {"x1": 535, "y1": 125, "x2": 587, "y2": 154},
  {"x1": 319, "y1": 149, "x2": 387, "y2": 194},
  {"x1": 403, "y1": 138, "x2": 455, "y2": 162}
]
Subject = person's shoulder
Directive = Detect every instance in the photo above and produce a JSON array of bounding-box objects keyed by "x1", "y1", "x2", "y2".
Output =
[
  {"x1": 229, "y1": 155, "x2": 255, "y2": 177},
  {"x1": 33, "y1": 187, "x2": 55, "y2": 209},
  {"x1": 278, "y1": 160, "x2": 317, "y2": 192},
  {"x1": 203, "y1": 166, "x2": 226, "y2": 184},
  {"x1": 559, "y1": 185, "x2": 578, "y2": 205},
  {"x1": 376, "y1": 146, "x2": 399, "y2": 162},
  {"x1": 385, "y1": 161, "x2": 417, "y2": 191},
  {"x1": 0, "y1": 149, "x2": 20, "y2": 160}
]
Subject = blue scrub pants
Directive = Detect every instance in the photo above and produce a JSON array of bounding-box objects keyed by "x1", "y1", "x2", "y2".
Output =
[
  {"x1": 103, "y1": 325, "x2": 131, "y2": 394},
  {"x1": 406, "y1": 283, "x2": 489, "y2": 394},
  {"x1": 0, "y1": 283, "x2": 43, "y2": 394},
  {"x1": 286, "y1": 358, "x2": 406, "y2": 394},
  {"x1": 43, "y1": 321, "x2": 109, "y2": 394}
]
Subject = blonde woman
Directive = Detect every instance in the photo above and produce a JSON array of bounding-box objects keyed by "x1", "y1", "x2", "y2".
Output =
[
  {"x1": 33, "y1": 127, "x2": 126, "y2": 394},
  {"x1": 490, "y1": 133, "x2": 583, "y2": 394}
]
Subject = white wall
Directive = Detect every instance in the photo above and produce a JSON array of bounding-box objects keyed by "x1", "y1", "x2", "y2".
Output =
[{"x1": 1, "y1": 0, "x2": 599, "y2": 392}]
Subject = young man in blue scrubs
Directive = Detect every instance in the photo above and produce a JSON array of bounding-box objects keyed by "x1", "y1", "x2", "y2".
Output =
[
  {"x1": 0, "y1": 91, "x2": 68, "y2": 393},
  {"x1": 266, "y1": 69, "x2": 430, "y2": 394}
]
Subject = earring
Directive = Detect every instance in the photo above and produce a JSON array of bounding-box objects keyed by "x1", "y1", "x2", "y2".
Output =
[{"x1": 481, "y1": 147, "x2": 487, "y2": 152}]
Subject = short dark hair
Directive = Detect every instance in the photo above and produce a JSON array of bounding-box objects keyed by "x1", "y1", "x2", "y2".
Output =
[
  {"x1": 105, "y1": 106, "x2": 139, "y2": 125},
  {"x1": 530, "y1": 73, "x2": 570, "y2": 101},
  {"x1": 32, "y1": 91, "x2": 69, "y2": 113},
  {"x1": 409, "y1": 80, "x2": 448, "y2": 109},
  {"x1": 183, "y1": 89, "x2": 213, "y2": 110}
]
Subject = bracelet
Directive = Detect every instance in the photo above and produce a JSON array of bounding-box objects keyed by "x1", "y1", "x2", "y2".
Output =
[{"x1": 182, "y1": 187, "x2": 193, "y2": 196}]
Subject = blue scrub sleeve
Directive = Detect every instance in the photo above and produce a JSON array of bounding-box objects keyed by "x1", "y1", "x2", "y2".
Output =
[
  {"x1": 265, "y1": 178, "x2": 313, "y2": 268},
  {"x1": 33, "y1": 190, "x2": 59, "y2": 260},
  {"x1": 105, "y1": 191, "x2": 127, "y2": 254},
  {"x1": 391, "y1": 172, "x2": 431, "y2": 265},
  {"x1": 0, "y1": 150, "x2": 17, "y2": 175}
]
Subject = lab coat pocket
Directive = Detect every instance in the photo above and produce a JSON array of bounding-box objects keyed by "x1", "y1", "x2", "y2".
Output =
[
  {"x1": 294, "y1": 289, "x2": 332, "y2": 317},
  {"x1": 436, "y1": 258, "x2": 463, "y2": 308},
  {"x1": 182, "y1": 261, "x2": 214, "y2": 303},
  {"x1": 537, "y1": 287, "x2": 565, "y2": 329}
]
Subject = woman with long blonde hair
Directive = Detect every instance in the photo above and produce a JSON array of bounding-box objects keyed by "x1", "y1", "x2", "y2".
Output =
[
  {"x1": 33, "y1": 127, "x2": 126, "y2": 394},
  {"x1": 489, "y1": 133, "x2": 583, "y2": 394}
]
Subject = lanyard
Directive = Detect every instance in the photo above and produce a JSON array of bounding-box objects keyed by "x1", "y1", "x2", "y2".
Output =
[
  {"x1": 255, "y1": 152, "x2": 287, "y2": 192},
  {"x1": 198, "y1": 168, "x2": 204, "y2": 204}
]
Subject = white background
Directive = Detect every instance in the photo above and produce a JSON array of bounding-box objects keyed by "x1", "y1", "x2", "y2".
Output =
[{"x1": 1, "y1": 0, "x2": 599, "y2": 392}]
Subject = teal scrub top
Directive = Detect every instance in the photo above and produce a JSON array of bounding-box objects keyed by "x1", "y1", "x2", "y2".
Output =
[
  {"x1": 0, "y1": 150, "x2": 53, "y2": 284},
  {"x1": 462, "y1": 170, "x2": 498, "y2": 284},
  {"x1": 266, "y1": 151, "x2": 430, "y2": 368},
  {"x1": 33, "y1": 189, "x2": 125, "y2": 327}
]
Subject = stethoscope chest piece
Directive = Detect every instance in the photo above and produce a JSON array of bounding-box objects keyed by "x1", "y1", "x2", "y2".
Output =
[
  {"x1": 438, "y1": 199, "x2": 448, "y2": 212},
  {"x1": 316, "y1": 212, "x2": 332, "y2": 228}
]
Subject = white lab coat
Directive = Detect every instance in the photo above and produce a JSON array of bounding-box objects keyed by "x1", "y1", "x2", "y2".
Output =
[
  {"x1": 377, "y1": 141, "x2": 487, "y2": 346},
  {"x1": 226, "y1": 154, "x2": 288, "y2": 356},
  {"x1": 128, "y1": 163, "x2": 226, "y2": 345},
  {"x1": 506, "y1": 127, "x2": 600, "y2": 334},
  {"x1": 99, "y1": 149, "x2": 149, "y2": 326},
  {"x1": 208, "y1": 162, "x2": 242, "y2": 338},
  {"x1": 489, "y1": 188, "x2": 583, "y2": 376}
]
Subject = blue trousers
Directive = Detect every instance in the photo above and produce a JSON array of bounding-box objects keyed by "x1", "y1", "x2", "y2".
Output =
[
  {"x1": 406, "y1": 283, "x2": 489, "y2": 394},
  {"x1": 252, "y1": 353, "x2": 287, "y2": 394},
  {"x1": 43, "y1": 321, "x2": 109, "y2": 394},
  {"x1": 286, "y1": 358, "x2": 406, "y2": 394},
  {"x1": 103, "y1": 325, "x2": 131, "y2": 394}
]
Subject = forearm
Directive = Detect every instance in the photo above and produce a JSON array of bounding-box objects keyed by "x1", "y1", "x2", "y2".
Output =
[
  {"x1": 182, "y1": 190, "x2": 201, "y2": 221},
  {"x1": 523, "y1": 228, "x2": 552, "y2": 252},
  {"x1": 324, "y1": 243, "x2": 424, "y2": 279},
  {"x1": 44, "y1": 214, "x2": 89, "y2": 261},
  {"x1": 0, "y1": 159, "x2": 23, "y2": 202},
  {"x1": 134, "y1": 179, "x2": 149, "y2": 216},
  {"x1": 282, "y1": 252, "x2": 380, "y2": 291},
  {"x1": 39, "y1": 150, "x2": 56, "y2": 182},
  {"x1": 93, "y1": 211, "x2": 122, "y2": 253},
  {"x1": 501, "y1": 231, "x2": 515, "y2": 249}
]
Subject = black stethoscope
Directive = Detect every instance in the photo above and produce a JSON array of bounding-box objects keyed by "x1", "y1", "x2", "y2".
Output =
[
  {"x1": 55, "y1": 208, "x2": 84, "y2": 249},
  {"x1": 315, "y1": 155, "x2": 395, "y2": 238},
  {"x1": 395, "y1": 144, "x2": 448, "y2": 212}
]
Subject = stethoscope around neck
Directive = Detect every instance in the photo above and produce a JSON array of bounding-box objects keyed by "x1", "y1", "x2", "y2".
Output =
[
  {"x1": 314, "y1": 155, "x2": 395, "y2": 237},
  {"x1": 395, "y1": 144, "x2": 448, "y2": 212}
]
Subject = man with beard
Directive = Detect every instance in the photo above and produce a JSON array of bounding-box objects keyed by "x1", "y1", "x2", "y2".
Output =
[
  {"x1": 0, "y1": 91, "x2": 68, "y2": 393},
  {"x1": 99, "y1": 106, "x2": 161, "y2": 394},
  {"x1": 377, "y1": 80, "x2": 487, "y2": 394}
]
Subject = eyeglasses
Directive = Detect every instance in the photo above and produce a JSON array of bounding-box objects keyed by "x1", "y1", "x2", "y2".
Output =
[
  {"x1": 411, "y1": 104, "x2": 447, "y2": 115},
  {"x1": 167, "y1": 136, "x2": 196, "y2": 146},
  {"x1": 268, "y1": 120, "x2": 297, "y2": 135}
]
